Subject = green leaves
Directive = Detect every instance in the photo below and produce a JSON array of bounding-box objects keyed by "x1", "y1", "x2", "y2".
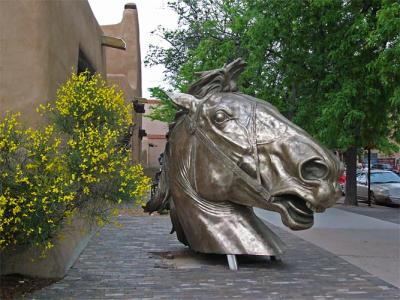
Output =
[
  {"x1": 147, "y1": 0, "x2": 400, "y2": 153},
  {"x1": 146, "y1": 87, "x2": 177, "y2": 123}
]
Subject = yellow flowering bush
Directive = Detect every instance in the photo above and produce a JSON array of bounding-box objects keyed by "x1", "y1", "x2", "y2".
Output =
[
  {"x1": 0, "y1": 72, "x2": 150, "y2": 252},
  {"x1": 46, "y1": 72, "x2": 151, "y2": 212},
  {"x1": 47, "y1": 72, "x2": 131, "y2": 134},
  {"x1": 0, "y1": 114, "x2": 74, "y2": 250}
]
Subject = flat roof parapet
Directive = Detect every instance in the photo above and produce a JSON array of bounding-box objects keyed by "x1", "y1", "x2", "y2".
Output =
[{"x1": 124, "y1": 3, "x2": 137, "y2": 10}]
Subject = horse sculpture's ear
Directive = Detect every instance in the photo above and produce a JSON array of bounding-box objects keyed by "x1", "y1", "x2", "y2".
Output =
[{"x1": 167, "y1": 92, "x2": 200, "y2": 112}]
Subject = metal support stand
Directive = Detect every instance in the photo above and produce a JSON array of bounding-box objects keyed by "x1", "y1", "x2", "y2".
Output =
[{"x1": 227, "y1": 254, "x2": 238, "y2": 270}]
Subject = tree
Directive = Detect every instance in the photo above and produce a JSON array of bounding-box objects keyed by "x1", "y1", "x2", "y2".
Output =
[
  {"x1": 146, "y1": 0, "x2": 400, "y2": 205},
  {"x1": 146, "y1": 87, "x2": 177, "y2": 123}
]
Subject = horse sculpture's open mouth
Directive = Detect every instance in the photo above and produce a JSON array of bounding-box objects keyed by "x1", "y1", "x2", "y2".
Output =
[{"x1": 271, "y1": 194, "x2": 315, "y2": 230}]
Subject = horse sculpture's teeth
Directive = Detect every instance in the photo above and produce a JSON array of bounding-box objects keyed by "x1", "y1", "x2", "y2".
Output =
[
  {"x1": 306, "y1": 202, "x2": 325, "y2": 213},
  {"x1": 306, "y1": 202, "x2": 316, "y2": 212}
]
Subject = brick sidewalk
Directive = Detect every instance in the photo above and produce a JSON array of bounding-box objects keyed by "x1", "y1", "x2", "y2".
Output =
[{"x1": 31, "y1": 216, "x2": 399, "y2": 299}]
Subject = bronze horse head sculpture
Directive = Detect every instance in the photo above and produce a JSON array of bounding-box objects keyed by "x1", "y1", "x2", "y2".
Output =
[{"x1": 145, "y1": 59, "x2": 342, "y2": 257}]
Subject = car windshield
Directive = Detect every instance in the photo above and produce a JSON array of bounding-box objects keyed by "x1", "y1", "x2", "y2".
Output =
[{"x1": 370, "y1": 172, "x2": 400, "y2": 184}]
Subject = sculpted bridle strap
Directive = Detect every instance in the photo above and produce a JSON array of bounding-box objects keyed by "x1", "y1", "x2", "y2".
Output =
[
  {"x1": 250, "y1": 102, "x2": 262, "y2": 185},
  {"x1": 187, "y1": 100, "x2": 271, "y2": 201}
]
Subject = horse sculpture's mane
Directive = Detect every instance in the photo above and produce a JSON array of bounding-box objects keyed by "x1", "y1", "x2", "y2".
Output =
[
  {"x1": 144, "y1": 58, "x2": 247, "y2": 218},
  {"x1": 188, "y1": 58, "x2": 246, "y2": 98},
  {"x1": 169, "y1": 58, "x2": 247, "y2": 130},
  {"x1": 144, "y1": 59, "x2": 252, "y2": 246}
]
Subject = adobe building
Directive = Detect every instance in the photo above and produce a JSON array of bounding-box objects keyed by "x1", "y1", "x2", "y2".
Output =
[
  {"x1": 0, "y1": 1, "x2": 144, "y2": 277},
  {"x1": 141, "y1": 99, "x2": 168, "y2": 168},
  {"x1": 0, "y1": 0, "x2": 105, "y2": 123},
  {"x1": 0, "y1": 0, "x2": 144, "y2": 163},
  {"x1": 101, "y1": 4, "x2": 144, "y2": 164}
]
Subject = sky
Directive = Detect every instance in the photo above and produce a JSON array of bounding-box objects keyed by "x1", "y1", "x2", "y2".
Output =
[{"x1": 88, "y1": 0, "x2": 178, "y2": 98}]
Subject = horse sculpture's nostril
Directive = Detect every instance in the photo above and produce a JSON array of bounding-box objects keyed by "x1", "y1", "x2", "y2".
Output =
[{"x1": 300, "y1": 158, "x2": 329, "y2": 181}]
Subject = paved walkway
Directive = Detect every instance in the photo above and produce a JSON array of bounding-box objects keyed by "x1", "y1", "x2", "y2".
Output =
[
  {"x1": 255, "y1": 207, "x2": 400, "y2": 288},
  {"x1": 31, "y1": 215, "x2": 399, "y2": 299},
  {"x1": 336, "y1": 202, "x2": 400, "y2": 224}
]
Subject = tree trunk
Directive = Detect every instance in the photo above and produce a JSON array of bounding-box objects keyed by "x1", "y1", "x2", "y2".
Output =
[
  {"x1": 367, "y1": 148, "x2": 371, "y2": 207},
  {"x1": 344, "y1": 146, "x2": 358, "y2": 206}
]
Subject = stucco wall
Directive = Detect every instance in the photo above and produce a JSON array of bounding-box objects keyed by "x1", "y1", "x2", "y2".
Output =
[
  {"x1": 142, "y1": 101, "x2": 168, "y2": 167},
  {"x1": 101, "y1": 4, "x2": 141, "y2": 97},
  {"x1": 0, "y1": 0, "x2": 145, "y2": 279},
  {"x1": 0, "y1": 0, "x2": 105, "y2": 125},
  {"x1": 142, "y1": 136, "x2": 167, "y2": 168},
  {"x1": 102, "y1": 4, "x2": 143, "y2": 164},
  {"x1": 0, "y1": 0, "x2": 107, "y2": 279},
  {"x1": 0, "y1": 213, "x2": 97, "y2": 278}
]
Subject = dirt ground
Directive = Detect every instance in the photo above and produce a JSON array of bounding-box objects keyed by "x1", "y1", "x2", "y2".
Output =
[{"x1": 0, "y1": 274, "x2": 58, "y2": 300}]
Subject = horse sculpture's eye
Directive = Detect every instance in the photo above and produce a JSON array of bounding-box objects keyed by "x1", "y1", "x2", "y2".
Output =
[{"x1": 214, "y1": 110, "x2": 229, "y2": 124}]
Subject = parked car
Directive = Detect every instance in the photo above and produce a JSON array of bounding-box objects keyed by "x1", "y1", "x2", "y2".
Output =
[
  {"x1": 371, "y1": 163, "x2": 393, "y2": 171},
  {"x1": 356, "y1": 170, "x2": 400, "y2": 206}
]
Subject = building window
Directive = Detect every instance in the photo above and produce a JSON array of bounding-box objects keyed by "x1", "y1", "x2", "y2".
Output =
[{"x1": 77, "y1": 49, "x2": 95, "y2": 74}]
